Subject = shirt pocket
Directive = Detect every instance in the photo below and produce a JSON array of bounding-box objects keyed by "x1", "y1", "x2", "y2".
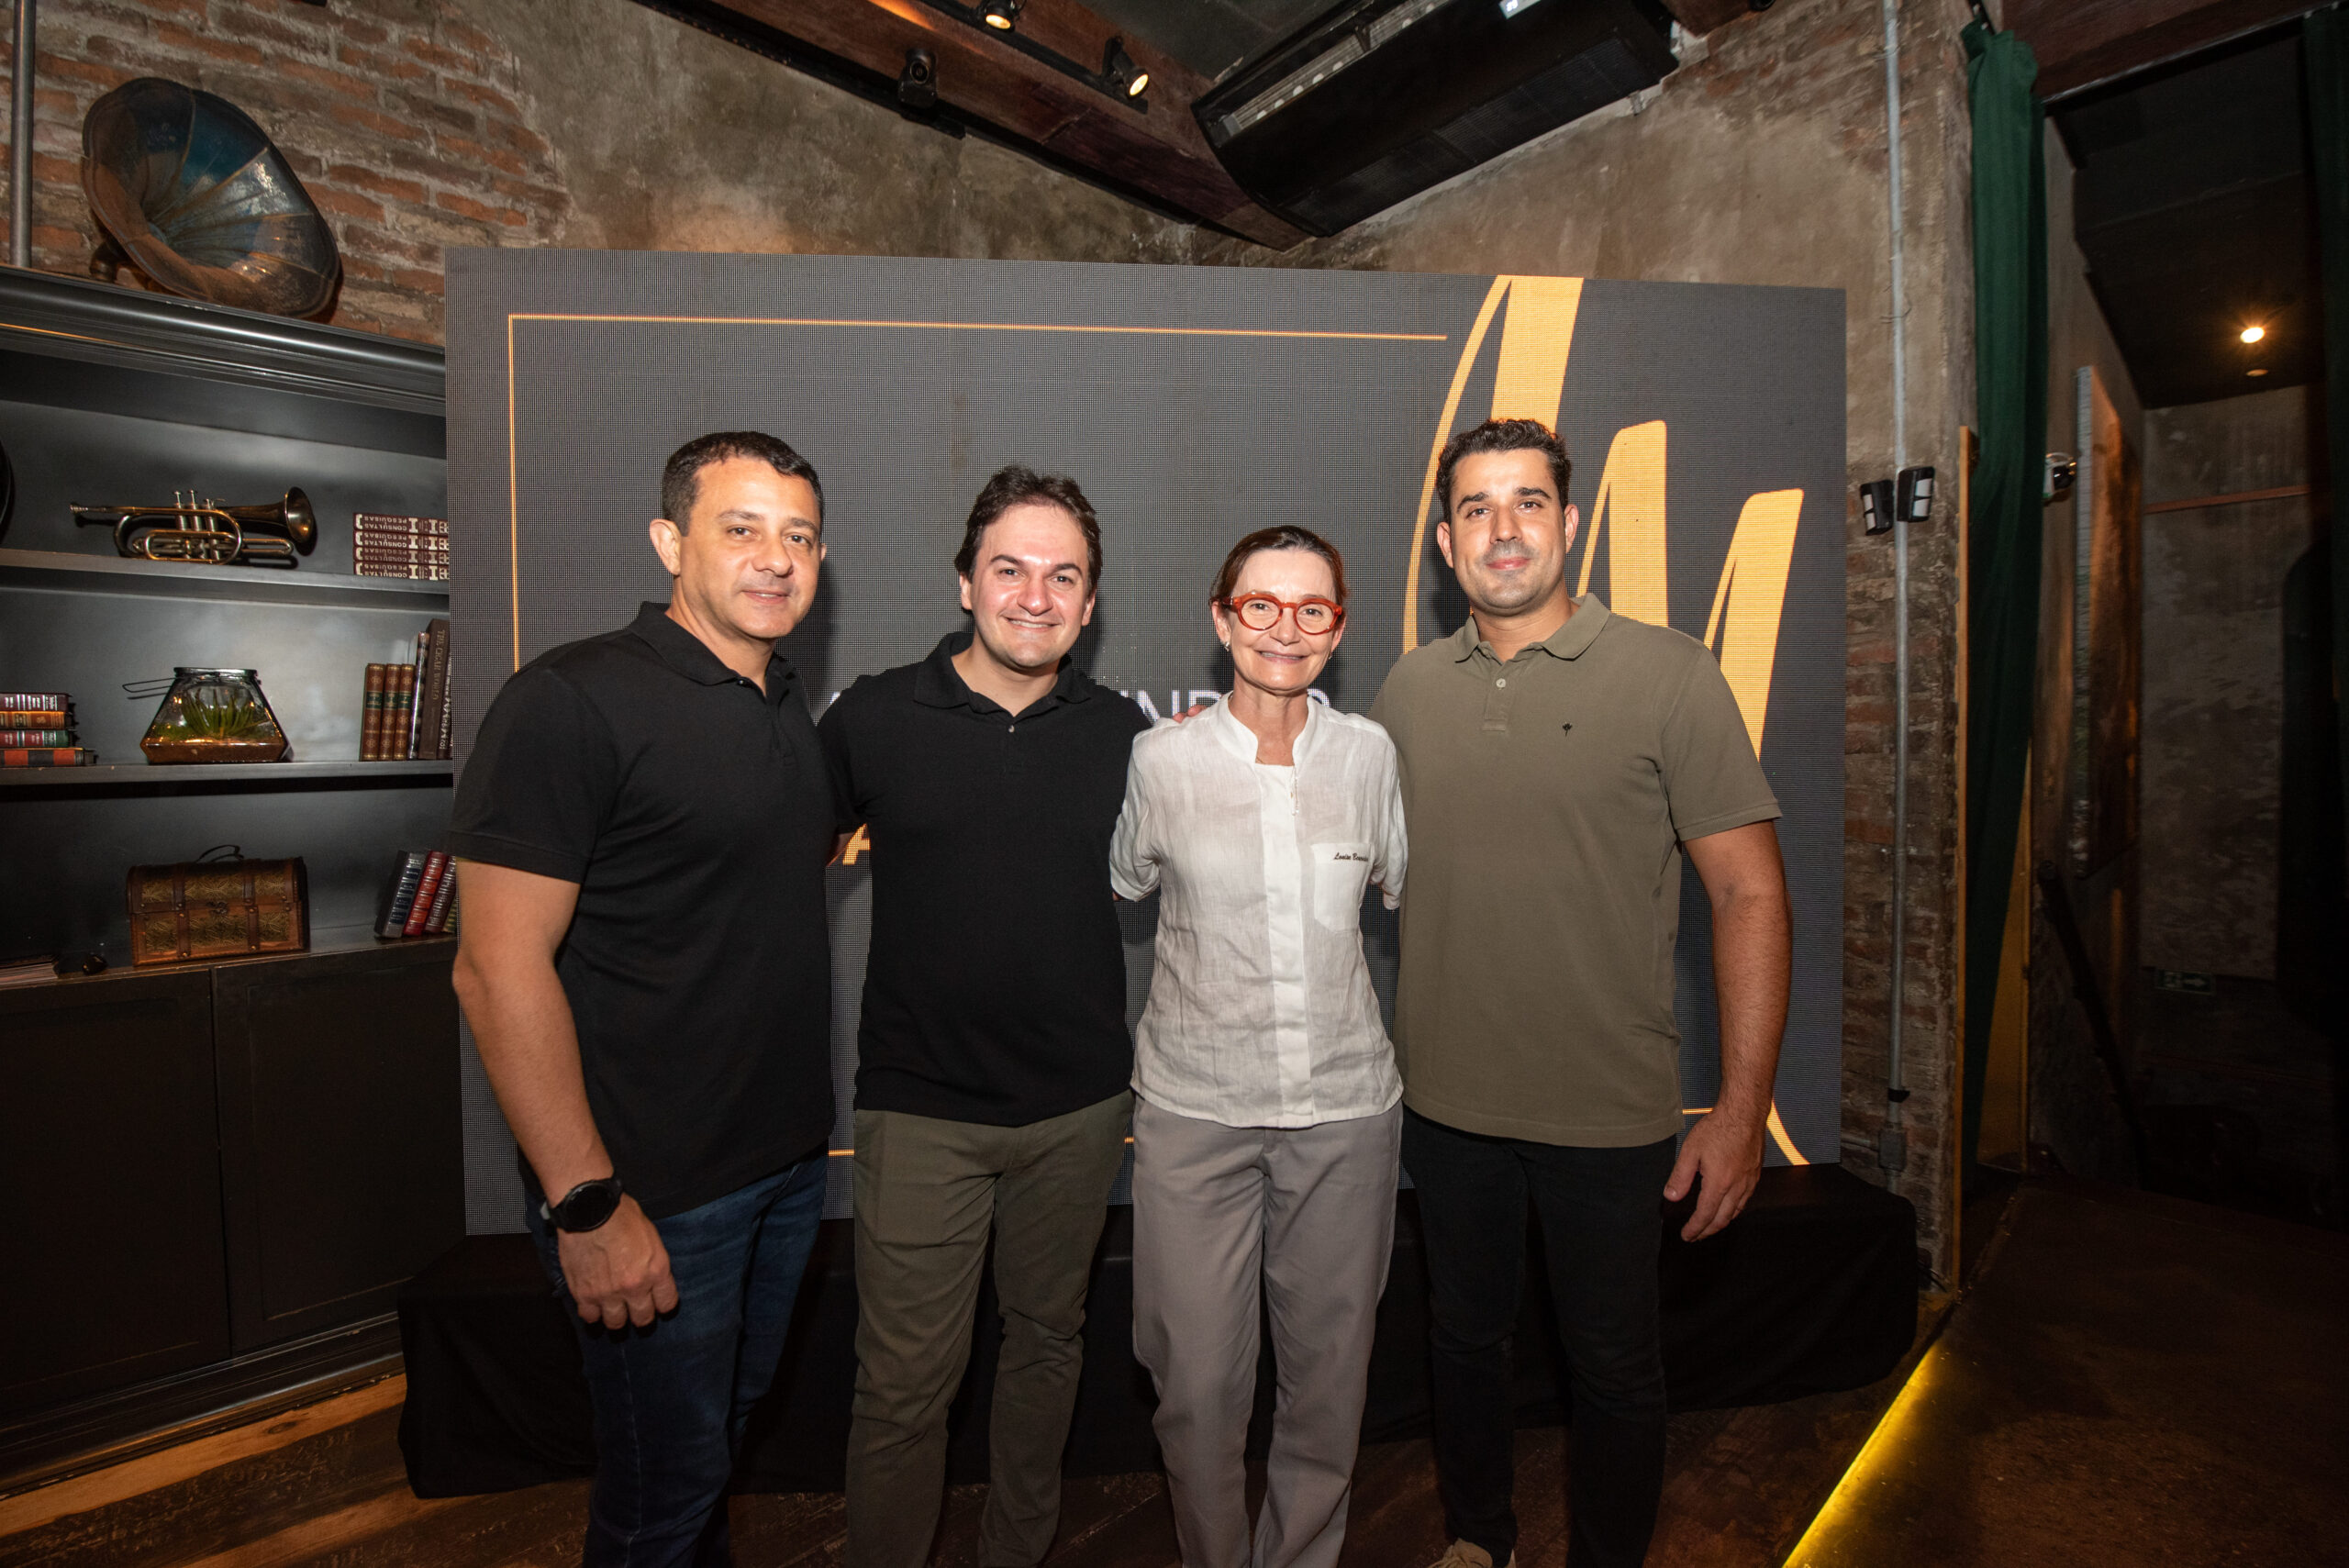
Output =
[{"x1": 1311, "y1": 840, "x2": 1375, "y2": 929}]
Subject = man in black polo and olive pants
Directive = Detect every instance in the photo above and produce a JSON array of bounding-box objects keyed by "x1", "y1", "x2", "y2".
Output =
[
  {"x1": 820, "y1": 465, "x2": 1147, "y2": 1568},
  {"x1": 451, "y1": 432, "x2": 837, "y2": 1568}
]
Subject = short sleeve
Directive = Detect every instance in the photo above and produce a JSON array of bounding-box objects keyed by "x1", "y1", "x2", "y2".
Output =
[
  {"x1": 447, "y1": 665, "x2": 618, "y2": 882},
  {"x1": 1659, "y1": 650, "x2": 1783, "y2": 842},
  {"x1": 1369, "y1": 730, "x2": 1407, "y2": 907},
  {"x1": 1107, "y1": 744, "x2": 1158, "y2": 901},
  {"x1": 816, "y1": 689, "x2": 863, "y2": 835}
]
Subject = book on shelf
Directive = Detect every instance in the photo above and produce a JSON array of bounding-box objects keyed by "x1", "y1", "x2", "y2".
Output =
[
  {"x1": 376, "y1": 851, "x2": 429, "y2": 937},
  {"x1": 0, "y1": 687, "x2": 82, "y2": 764},
  {"x1": 353, "y1": 513, "x2": 451, "y2": 580},
  {"x1": 420, "y1": 853, "x2": 459, "y2": 934},
  {"x1": 389, "y1": 664, "x2": 416, "y2": 760},
  {"x1": 352, "y1": 562, "x2": 450, "y2": 581},
  {"x1": 355, "y1": 512, "x2": 450, "y2": 538},
  {"x1": 360, "y1": 663, "x2": 386, "y2": 761},
  {"x1": 403, "y1": 851, "x2": 449, "y2": 938},
  {"x1": 355, "y1": 624, "x2": 453, "y2": 762},
  {"x1": 415, "y1": 618, "x2": 452, "y2": 762},
  {"x1": 375, "y1": 849, "x2": 457, "y2": 939}
]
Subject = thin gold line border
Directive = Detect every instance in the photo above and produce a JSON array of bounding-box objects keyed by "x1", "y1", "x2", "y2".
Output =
[{"x1": 503, "y1": 312, "x2": 1452, "y2": 669}]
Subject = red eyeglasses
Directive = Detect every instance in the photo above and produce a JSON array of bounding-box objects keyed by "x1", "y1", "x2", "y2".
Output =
[{"x1": 1220, "y1": 594, "x2": 1346, "y2": 635}]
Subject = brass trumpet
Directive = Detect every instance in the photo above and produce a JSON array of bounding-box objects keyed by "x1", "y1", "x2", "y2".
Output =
[{"x1": 73, "y1": 488, "x2": 317, "y2": 567}]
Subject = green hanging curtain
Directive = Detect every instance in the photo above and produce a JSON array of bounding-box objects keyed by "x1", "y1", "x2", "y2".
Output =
[
  {"x1": 1961, "y1": 20, "x2": 2047, "y2": 1171},
  {"x1": 2308, "y1": 6, "x2": 2349, "y2": 861}
]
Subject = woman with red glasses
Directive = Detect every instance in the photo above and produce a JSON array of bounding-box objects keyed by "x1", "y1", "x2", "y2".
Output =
[{"x1": 1108, "y1": 525, "x2": 1407, "y2": 1568}]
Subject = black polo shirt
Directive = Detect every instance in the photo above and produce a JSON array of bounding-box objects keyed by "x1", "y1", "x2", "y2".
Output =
[
  {"x1": 819, "y1": 630, "x2": 1148, "y2": 1126},
  {"x1": 449, "y1": 602, "x2": 834, "y2": 1218}
]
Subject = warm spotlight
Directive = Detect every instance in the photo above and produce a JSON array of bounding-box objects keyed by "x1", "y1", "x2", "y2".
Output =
[
  {"x1": 2241, "y1": 324, "x2": 2266, "y2": 344},
  {"x1": 981, "y1": 0, "x2": 1020, "y2": 28},
  {"x1": 2248, "y1": 367, "x2": 2269, "y2": 377},
  {"x1": 1103, "y1": 37, "x2": 1147, "y2": 98}
]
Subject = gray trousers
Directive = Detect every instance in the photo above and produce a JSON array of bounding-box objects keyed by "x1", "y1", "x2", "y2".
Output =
[
  {"x1": 1130, "y1": 1096, "x2": 1404, "y2": 1568},
  {"x1": 845, "y1": 1093, "x2": 1134, "y2": 1568}
]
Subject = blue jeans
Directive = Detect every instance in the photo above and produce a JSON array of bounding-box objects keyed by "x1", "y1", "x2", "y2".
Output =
[
  {"x1": 1401, "y1": 1110, "x2": 1677, "y2": 1568},
  {"x1": 527, "y1": 1156, "x2": 828, "y2": 1568}
]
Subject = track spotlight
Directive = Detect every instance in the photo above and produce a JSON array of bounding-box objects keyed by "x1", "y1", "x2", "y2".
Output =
[
  {"x1": 898, "y1": 46, "x2": 938, "y2": 111},
  {"x1": 981, "y1": 0, "x2": 1020, "y2": 28},
  {"x1": 1103, "y1": 37, "x2": 1148, "y2": 98},
  {"x1": 2240, "y1": 324, "x2": 2265, "y2": 344}
]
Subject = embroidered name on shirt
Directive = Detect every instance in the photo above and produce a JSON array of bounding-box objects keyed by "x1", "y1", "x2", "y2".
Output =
[{"x1": 1330, "y1": 851, "x2": 1369, "y2": 862}]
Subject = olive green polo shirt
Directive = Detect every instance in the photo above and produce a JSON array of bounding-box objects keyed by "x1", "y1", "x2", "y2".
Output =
[{"x1": 1368, "y1": 596, "x2": 1780, "y2": 1147}]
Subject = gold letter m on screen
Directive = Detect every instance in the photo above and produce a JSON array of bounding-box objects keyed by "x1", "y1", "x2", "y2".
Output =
[{"x1": 1407, "y1": 275, "x2": 1802, "y2": 752}]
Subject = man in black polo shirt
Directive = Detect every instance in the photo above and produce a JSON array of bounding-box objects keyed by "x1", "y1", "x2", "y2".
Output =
[
  {"x1": 450, "y1": 431, "x2": 836, "y2": 1568},
  {"x1": 820, "y1": 465, "x2": 1147, "y2": 1568}
]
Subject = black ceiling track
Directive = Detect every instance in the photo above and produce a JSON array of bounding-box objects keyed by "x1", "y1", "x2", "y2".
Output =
[{"x1": 624, "y1": 0, "x2": 1230, "y2": 235}]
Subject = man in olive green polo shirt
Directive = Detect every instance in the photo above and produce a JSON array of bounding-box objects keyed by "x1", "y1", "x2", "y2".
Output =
[{"x1": 1370, "y1": 417, "x2": 1791, "y2": 1568}]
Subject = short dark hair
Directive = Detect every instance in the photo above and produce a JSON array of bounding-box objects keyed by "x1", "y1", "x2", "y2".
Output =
[
  {"x1": 953, "y1": 464, "x2": 1102, "y2": 585},
  {"x1": 1209, "y1": 526, "x2": 1349, "y2": 608},
  {"x1": 661, "y1": 431, "x2": 824, "y2": 531},
  {"x1": 1434, "y1": 417, "x2": 1572, "y2": 517}
]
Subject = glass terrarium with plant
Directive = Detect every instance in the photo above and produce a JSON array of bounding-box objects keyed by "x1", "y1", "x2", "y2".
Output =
[{"x1": 136, "y1": 669, "x2": 290, "y2": 763}]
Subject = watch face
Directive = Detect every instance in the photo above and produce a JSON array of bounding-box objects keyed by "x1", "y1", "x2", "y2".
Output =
[{"x1": 556, "y1": 1179, "x2": 622, "y2": 1232}]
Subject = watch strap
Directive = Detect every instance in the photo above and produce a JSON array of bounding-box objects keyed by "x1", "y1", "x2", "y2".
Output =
[{"x1": 543, "y1": 1173, "x2": 624, "y2": 1233}]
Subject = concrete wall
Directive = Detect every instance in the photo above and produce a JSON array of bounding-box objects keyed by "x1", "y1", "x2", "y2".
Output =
[
  {"x1": 1196, "y1": 0, "x2": 1980, "y2": 1282},
  {"x1": 2139, "y1": 384, "x2": 2322, "y2": 977},
  {"x1": 0, "y1": 0, "x2": 1196, "y2": 340}
]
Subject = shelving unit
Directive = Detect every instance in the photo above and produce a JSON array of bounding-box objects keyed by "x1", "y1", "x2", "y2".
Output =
[
  {"x1": 0, "y1": 759, "x2": 453, "y2": 787},
  {"x1": 0, "y1": 546, "x2": 451, "y2": 610},
  {"x1": 0, "y1": 269, "x2": 462, "y2": 1463}
]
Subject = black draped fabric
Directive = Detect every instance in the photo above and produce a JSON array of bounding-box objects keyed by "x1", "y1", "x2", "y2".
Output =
[{"x1": 396, "y1": 1166, "x2": 1916, "y2": 1496}]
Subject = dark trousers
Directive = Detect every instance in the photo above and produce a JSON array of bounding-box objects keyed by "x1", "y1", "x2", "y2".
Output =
[
  {"x1": 528, "y1": 1155, "x2": 829, "y2": 1568},
  {"x1": 1402, "y1": 1109, "x2": 1677, "y2": 1568},
  {"x1": 845, "y1": 1093, "x2": 1135, "y2": 1568}
]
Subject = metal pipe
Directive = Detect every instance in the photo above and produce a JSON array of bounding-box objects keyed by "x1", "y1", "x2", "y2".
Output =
[
  {"x1": 10, "y1": 0, "x2": 34, "y2": 269},
  {"x1": 1880, "y1": 0, "x2": 1912, "y2": 1183}
]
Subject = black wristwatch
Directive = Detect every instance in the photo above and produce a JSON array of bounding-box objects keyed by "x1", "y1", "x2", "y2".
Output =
[{"x1": 542, "y1": 1174, "x2": 625, "y2": 1233}]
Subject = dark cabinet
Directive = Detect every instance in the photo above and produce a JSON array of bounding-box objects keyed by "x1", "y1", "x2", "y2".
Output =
[
  {"x1": 0, "y1": 971, "x2": 230, "y2": 1415},
  {"x1": 214, "y1": 942, "x2": 464, "y2": 1351},
  {"x1": 0, "y1": 263, "x2": 459, "y2": 1453},
  {"x1": 0, "y1": 944, "x2": 462, "y2": 1425}
]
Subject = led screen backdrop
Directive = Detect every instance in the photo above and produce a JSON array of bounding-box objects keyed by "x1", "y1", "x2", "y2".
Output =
[{"x1": 445, "y1": 250, "x2": 1845, "y2": 1229}]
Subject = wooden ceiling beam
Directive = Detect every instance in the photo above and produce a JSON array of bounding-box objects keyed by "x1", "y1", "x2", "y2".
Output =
[
  {"x1": 704, "y1": 0, "x2": 1307, "y2": 247},
  {"x1": 2005, "y1": 0, "x2": 2329, "y2": 99}
]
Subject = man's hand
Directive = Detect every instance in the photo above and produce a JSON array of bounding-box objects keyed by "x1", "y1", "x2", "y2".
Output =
[
  {"x1": 555, "y1": 1195, "x2": 678, "y2": 1329},
  {"x1": 1664, "y1": 1109, "x2": 1766, "y2": 1240}
]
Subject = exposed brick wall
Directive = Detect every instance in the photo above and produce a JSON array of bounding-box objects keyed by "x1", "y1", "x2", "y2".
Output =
[{"x1": 0, "y1": 0, "x2": 569, "y2": 340}]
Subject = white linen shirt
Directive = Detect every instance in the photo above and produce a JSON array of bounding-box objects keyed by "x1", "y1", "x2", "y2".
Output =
[{"x1": 1108, "y1": 697, "x2": 1408, "y2": 1129}]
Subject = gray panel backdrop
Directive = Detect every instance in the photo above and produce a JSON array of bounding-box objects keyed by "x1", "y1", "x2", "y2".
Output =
[{"x1": 445, "y1": 250, "x2": 1845, "y2": 1230}]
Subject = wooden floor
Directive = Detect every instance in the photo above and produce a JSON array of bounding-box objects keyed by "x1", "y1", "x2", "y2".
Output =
[{"x1": 0, "y1": 1340, "x2": 1930, "y2": 1568}]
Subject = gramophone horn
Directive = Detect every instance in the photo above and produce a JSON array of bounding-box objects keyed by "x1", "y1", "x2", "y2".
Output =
[{"x1": 80, "y1": 78, "x2": 340, "y2": 319}]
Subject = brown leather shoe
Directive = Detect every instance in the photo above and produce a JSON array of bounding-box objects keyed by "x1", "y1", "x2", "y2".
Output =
[{"x1": 1427, "y1": 1541, "x2": 1516, "y2": 1568}]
